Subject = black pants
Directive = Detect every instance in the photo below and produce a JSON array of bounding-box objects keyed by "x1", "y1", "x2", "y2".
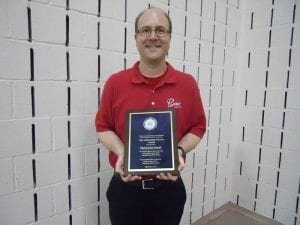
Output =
[{"x1": 106, "y1": 174, "x2": 187, "y2": 225}]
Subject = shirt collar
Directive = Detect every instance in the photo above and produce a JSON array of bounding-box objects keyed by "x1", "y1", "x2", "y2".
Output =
[{"x1": 130, "y1": 61, "x2": 177, "y2": 84}]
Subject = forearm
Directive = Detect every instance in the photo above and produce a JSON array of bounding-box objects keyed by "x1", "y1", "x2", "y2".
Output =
[
  {"x1": 178, "y1": 133, "x2": 201, "y2": 154},
  {"x1": 97, "y1": 131, "x2": 124, "y2": 157}
]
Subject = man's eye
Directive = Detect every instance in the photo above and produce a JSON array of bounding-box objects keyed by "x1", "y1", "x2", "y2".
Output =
[
  {"x1": 156, "y1": 28, "x2": 166, "y2": 34},
  {"x1": 141, "y1": 28, "x2": 151, "y2": 33}
]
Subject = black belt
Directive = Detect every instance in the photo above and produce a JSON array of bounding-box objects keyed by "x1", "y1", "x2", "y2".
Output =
[{"x1": 114, "y1": 173, "x2": 175, "y2": 190}]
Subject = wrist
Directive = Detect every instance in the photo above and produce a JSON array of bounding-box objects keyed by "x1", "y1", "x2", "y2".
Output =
[{"x1": 177, "y1": 146, "x2": 186, "y2": 158}]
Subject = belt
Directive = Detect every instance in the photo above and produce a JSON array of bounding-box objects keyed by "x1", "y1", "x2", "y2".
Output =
[
  {"x1": 129, "y1": 178, "x2": 165, "y2": 190},
  {"x1": 114, "y1": 173, "x2": 171, "y2": 190}
]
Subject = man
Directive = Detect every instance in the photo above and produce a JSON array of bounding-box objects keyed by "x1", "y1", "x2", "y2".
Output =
[{"x1": 95, "y1": 7, "x2": 206, "y2": 225}]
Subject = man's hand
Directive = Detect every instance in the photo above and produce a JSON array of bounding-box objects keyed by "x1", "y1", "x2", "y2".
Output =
[
  {"x1": 115, "y1": 153, "x2": 142, "y2": 182},
  {"x1": 156, "y1": 149, "x2": 185, "y2": 181}
]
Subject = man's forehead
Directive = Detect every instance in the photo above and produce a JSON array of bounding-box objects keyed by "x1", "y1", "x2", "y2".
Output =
[{"x1": 138, "y1": 9, "x2": 169, "y2": 26}]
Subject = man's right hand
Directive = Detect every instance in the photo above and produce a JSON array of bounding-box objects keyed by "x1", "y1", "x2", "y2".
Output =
[{"x1": 115, "y1": 154, "x2": 142, "y2": 182}]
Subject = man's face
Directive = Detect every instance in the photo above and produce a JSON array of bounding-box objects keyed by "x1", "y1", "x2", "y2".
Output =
[{"x1": 135, "y1": 9, "x2": 171, "y2": 64}]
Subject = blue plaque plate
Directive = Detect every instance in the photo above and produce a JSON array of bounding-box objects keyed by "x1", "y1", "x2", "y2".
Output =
[{"x1": 124, "y1": 109, "x2": 178, "y2": 176}]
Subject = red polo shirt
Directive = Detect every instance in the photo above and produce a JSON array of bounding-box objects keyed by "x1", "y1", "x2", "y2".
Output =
[{"x1": 95, "y1": 61, "x2": 206, "y2": 168}]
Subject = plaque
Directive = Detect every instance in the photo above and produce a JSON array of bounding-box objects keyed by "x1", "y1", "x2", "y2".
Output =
[{"x1": 124, "y1": 109, "x2": 178, "y2": 176}]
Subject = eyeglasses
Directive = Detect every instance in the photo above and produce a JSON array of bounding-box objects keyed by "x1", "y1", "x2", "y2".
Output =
[{"x1": 136, "y1": 27, "x2": 170, "y2": 37}]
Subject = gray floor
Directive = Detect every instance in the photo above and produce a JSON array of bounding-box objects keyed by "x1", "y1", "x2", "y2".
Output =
[{"x1": 192, "y1": 202, "x2": 283, "y2": 225}]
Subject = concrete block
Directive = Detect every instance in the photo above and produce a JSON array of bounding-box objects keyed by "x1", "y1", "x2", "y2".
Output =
[
  {"x1": 100, "y1": 51, "x2": 126, "y2": 82},
  {"x1": 100, "y1": 144, "x2": 112, "y2": 172},
  {"x1": 7, "y1": 0, "x2": 28, "y2": 39},
  {"x1": 33, "y1": 43, "x2": 51, "y2": 80},
  {"x1": 0, "y1": 120, "x2": 32, "y2": 158},
  {"x1": 38, "y1": 187, "x2": 54, "y2": 219},
  {"x1": 0, "y1": 81, "x2": 12, "y2": 119},
  {"x1": 70, "y1": 147, "x2": 85, "y2": 178},
  {"x1": 71, "y1": 175, "x2": 98, "y2": 208},
  {"x1": 200, "y1": 87, "x2": 210, "y2": 107},
  {"x1": 33, "y1": 212, "x2": 69, "y2": 225},
  {"x1": 69, "y1": 0, "x2": 98, "y2": 15},
  {"x1": 0, "y1": 158, "x2": 14, "y2": 195},
  {"x1": 182, "y1": 193, "x2": 192, "y2": 225},
  {"x1": 169, "y1": 8, "x2": 185, "y2": 35},
  {"x1": 13, "y1": 81, "x2": 32, "y2": 118},
  {"x1": 283, "y1": 130, "x2": 300, "y2": 152},
  {"x1": 52, "y1": 117, "x2": 68, "y2": 150},
  {"x1": 252, "y1": 6, "x2": 272, "y2": 28},
  {"x1": 53, "y1": 182, "x2": 69, "y2": 213},
  {"x1": 202, "y1": 0, "x2": 215, "y2": 20},
  {"x1": 31, "y1": 2, "x2": 65, "y2": 44},
  {"x1": 187, "y1": 0, "x2": 202, "y2": 15},
  {"x1": 240, "y1": 108, "x2": 261, "y2": 127},
  {"x1": 72, "y1": 207, "x2": 86, "y2": 225},
  {"x1": 15, "y1": 155, "x2": 34, "y2": 191},
  {"x1": 168, "y1": 34, "x2": 185, "y2": 60},
  {"x1": 200, "y1": 43, "x2": 213, "y2": 64},
  {"x1": 260, "y1": 146, "x2": 280, "y2": 168},
  {"x1": 191, "y1": 187, "x2": 203, "y2": 219},
  {"x1": 246, "y1": 88, "x2": 265, "y2": 107},
  {"x1": 286, "y1": 89, "x2": 300, "y2": 109},
  {"x1": 210, "y1": 88, "x2": 222, "y2": 106},
  {"x1": 265, "y1": 89, "x2": 285, "y2": 108},
  {"x1": 269, "y1": 48, "x2": 290, "y2": 71},
  {"x1": 260, "y1": 165, "x2": 277, "y2": 185},
  {"x1": 100, "y1": 170, "x2": 113, "y2": 202},
  {"x1": 222, "y1": 87, "x2": 234, "y2": 107},
  {"x1": 86, "y1": 203, "x2": 98, "y2": 225},
  {"x1": 69, "y1": 47, "x2": 98, "y2": 81},
  {"x1": 0, "y1": 191, "x2": 35, "y2": 225},
  {"x1": 126, "y1": 0, "x2": 148, "y2": 23},
  {"x1": 85, "y1": 146, "x2": 99, "y2": 175},
  {"x1": 50, "y1": 45, "x2": 67, "y2": 81},
  {"x1": 214, "y1": 23, "x2": 226, "y2": 45},
  {"x1": 284, "y1": 109, "x2": 298, "y2": 131},
  {"x1": 272, "y1": 25, "x2": 292, "y2": 48},
  {"x1": 224, "y1": 47, "x2": 238, "y2": 68},
  {"x1": 227, "y1": 6, "x2": 240, "y2": 27},
  {"x1": 35, "y1": 82, "x2": 68, "y2": 116},
  {"x1": 181, "y1": 170, "x2": 193, "y2": 192},
  {"x1": 36, "y1": 150, "x2": 68, "y2": 186},
  {"x1": 126, "y1": 24, "x2": 138, "y2": 54},
  {"x1": 213, "y1": 46, "x2": 225, "y2": 65},
  {"x1": 201, "y1": 19, "x2": 214, "y2": 42},
  {"x1": 223, "y1": 68, "x2": 234, "y2": 86},
  {"x1": 268, "y1": 67, "x2": 287, "y2": 88},
  {"x1": 100, "y1": 18, "x2": 124, "y2": 52},
  {"x1": 278, "y1": 169, "x2": 299, "y2": 195},
  {"x1": 244, "y1": 125, "x2": 261, "y2": 144},
  {"x1": 70, "y1": 115, "x2": 98, "y2": 147},
  {"x1": 281, "y1": 150, "x2": 300, "y2": 172},
  {"x1": 215, "y1": 2, "x2": 227, "y2": 24},
  {"x1": 84, "y1": 15, "x2": 98, "y2": 49},
  {"x1": 99, "y1": 199, "x2": 111, "y2": 225},
  {"x1": 101, "y1": 0, "x2": 125, "y2": 21},
  {"x1": 184, "y1": 62, "x2": 198, "y2": 81},
  {"x1": 186, "y1": 13, "x2": 201, "y2": 39},
  {"x1": 35, "y1": 118, "x2": 52, "y2": 153},
  {"x1": 193, "y1": 165, "x2": 205, "y2": 186},
  {"x1": 0, "y1": 0, "x2": 9, "y2": 37},
  {"x1": 169, "y1": 0, "x2": 185, "y2": 9},
  {"x1": 0, "y1": 39, "x2": 30, "y2": 79},
  {"x1": 244, "y1": 28, "x2": 269, "y2": 49},
  {"x1": 198, "y1": 63, "x2": 211, "y2": 86},
  {"x1": 264, "y1": 108, "x2": 283, "y2": 128},
  {"x1": 226, "y1": 26, "x2": 237, "y2": 47},
  {"x1": 70, "y1": 83, "x2": 98, "y2": 115},
  {"x1": 273, "y1": 1, "x2": 294, "y2": 25},
  {"x1": 68, "y1": 11, "x2": 85, "y2": 47},
  {"x1": 185, "y1": 38, "x2": 199, "y2": 62}
]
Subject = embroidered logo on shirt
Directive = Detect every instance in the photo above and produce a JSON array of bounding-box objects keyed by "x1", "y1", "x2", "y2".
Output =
[{"x1": 167, "y1": 98, "x2": 182, "y2": 108}]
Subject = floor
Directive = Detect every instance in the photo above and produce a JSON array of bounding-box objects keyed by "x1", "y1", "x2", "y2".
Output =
[{"x1": 192, "y1": 202, "x2": 283, "y2": 225}]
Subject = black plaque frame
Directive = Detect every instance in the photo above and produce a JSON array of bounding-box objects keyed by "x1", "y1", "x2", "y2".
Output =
[{"x1": 124, "y1": 109, "x2": 178, "y2": 176}]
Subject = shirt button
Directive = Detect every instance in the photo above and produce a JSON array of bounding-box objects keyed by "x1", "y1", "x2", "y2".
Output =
[{"x1": 151, "y1": 102, "x2": 155, "y2": 106}]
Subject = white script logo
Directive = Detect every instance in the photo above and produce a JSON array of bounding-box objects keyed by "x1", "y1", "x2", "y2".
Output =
[{"x1": 167, "y1": 98, "x2": 182, "y2": 108}]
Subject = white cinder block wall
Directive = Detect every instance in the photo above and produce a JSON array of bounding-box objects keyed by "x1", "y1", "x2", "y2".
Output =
[
  {"x1": 0, "y1": 0, "x2": 298, "y2": 225},
  {"x1": 232, "y1": 1, "x2": 300, "y2": 225}
]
